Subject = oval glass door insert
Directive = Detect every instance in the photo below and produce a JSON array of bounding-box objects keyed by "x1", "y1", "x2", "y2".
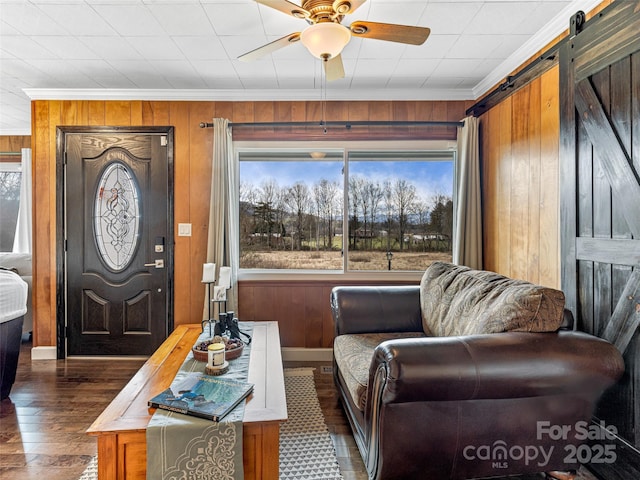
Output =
[{"x1": 94, "y1": 162, "x2": 141, "y2": 271}]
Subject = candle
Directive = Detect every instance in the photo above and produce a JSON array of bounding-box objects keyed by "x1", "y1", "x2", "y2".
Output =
[
  {"x1": 202, "y1": 263, "x2": 216, "y2": 283},
  {"x1": 218, "y1": 266, "x2": 231, "y2": 289},
  {"x1": 207, "y1": 342, "x2": 225, "y2": 367},
  {"x1": 213, "y1": 286, "x2": 227, "y2": 301}
]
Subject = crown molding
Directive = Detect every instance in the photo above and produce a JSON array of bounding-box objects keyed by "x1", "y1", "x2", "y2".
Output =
[
  {"x1": 473, "y1": 0, "x2": 604, "y2": 98},
  {"x1": 22, "y1": 87, "x2": 474, "y2": 102}
]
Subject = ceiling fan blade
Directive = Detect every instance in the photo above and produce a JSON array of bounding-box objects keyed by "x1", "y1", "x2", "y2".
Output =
[
  {"x1": 349, "y1": 21, "x2": 430, "y2": 45},
  {"x1": 255, "y1": 0, "x2": 310, "y2": 19},
  {"x1": 324, "y1": 54, "x2": 345, "y2": 81},
  {"x1": 332, "y1": 0, "x2": 367, "y2": 16},
  {"x1": 238, "y1": 33, "x2": 301, "y2": 62}
]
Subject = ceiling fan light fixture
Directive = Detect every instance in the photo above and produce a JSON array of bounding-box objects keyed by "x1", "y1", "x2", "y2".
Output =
[{"x1": 300, "y1": 22, "x2": 351, "y2": 60}]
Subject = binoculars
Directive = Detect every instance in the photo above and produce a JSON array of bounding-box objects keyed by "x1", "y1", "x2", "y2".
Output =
[{"x1": 215, "y1": 312, "x2": 241, "y2": 339}]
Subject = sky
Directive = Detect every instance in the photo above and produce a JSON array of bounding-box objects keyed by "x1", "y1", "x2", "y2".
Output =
[{"x1": 240, "y1": 157, "x2": 453, "y2": 206}]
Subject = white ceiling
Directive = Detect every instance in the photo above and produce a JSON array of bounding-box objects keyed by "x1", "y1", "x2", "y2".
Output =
[{"x1": 0, "y1": 0, "x2": 601, "y2": 135}]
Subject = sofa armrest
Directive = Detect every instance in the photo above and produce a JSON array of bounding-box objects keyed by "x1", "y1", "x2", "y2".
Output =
[
  {"x1": 370, "y1": 331, "x2": 624, "y2": 404},
  {"x1": 331, "y1": 286, "x2": 422, "y2": 336}
]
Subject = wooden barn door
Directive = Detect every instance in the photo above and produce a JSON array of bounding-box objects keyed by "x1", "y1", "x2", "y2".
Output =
[{"x1": 560, "y1": 3, "x2": 640, "y2": 478}]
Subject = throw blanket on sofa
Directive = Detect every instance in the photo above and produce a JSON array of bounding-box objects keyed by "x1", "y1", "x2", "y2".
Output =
[
  {"x1": 419, "y1": 262, "x2": 565, "y2": 336},
  {"x1": 146, "y1": 322, "x2": 253, "y2": 480}
]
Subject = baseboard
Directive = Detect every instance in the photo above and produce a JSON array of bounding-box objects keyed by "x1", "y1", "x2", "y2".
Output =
[
  {"x1": 281, "y1": 347, "x2": 333, "y2": 362},
  {"x1": 31, "y1": 346, "x2": 57, "y2": 360}
]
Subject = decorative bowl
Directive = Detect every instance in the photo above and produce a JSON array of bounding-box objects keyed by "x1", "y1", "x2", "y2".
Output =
[{"x1": 192, "y1": 338, "x2": 244, "y2": 362}]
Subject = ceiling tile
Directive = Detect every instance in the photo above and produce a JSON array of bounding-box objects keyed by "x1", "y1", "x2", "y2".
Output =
[
  {"x1": 0, "y1": 2, "x2": 68, "y2": 35},
  {"x1": 67, "y1": 60, "x2": 137, "y2": 88},
  {"x1": 358, "y1": 38, "x2": 407, "y2": 60},
  {"x1": 34, "y1": 3, "x2": 117, "y2": 36},
  {"x1": 31, "y1": 36, "x2": 101, "y2": 60},
  {"x1": 464, "y1": 2, "x2": 539, "y2": 35},
  {"x1": 447, "y1": 34, "x2": 505, "y2": 59},
  {"x1": 419, "y1": 2, "x2": 483, "y2": 35},
  {"x1": 106, "y1": 59, "x2": 170, "y2": 88},
  {"x1": 257, "y1": 3, "x2": 306, "y2": 36},
  {"x1": 365, "y1": 2, "x2": 428, "y2": 26},
  {"x1": 91, "y1": 4, "x2": 167, "y2": 36},
  {"x1": 126, "y1": 36, "x2": 185, "y2": 60},
  {"x1": 1, "y1": 35, "x2": 58, "y2": 59},
  {"x1": 173, "y1": 35, "x2": 229, "y2": 60},
  {"x1": 77, "y1": 36, "x2": 145, "y2": 60},
  {"x1": 148, "y1": 3, "x2": 215, "y2": 36},
  {"x1": 431, "y1": 58, "x2": 483, "y2": 77},
  {"x1": 394, "y1": 58, "x2": 440, "y2": 76},
  {"x1": 487, "y1": 34, "x2": 533, "y2": 59},
  {"x1": 352, "y1": 58, "x2": 396, "y2": 79},
  {"x1": 190, "y1": 59, "x2": 240, "y2": 78},
  {"x1": 386, "y1": 75, "x2": 426, "y2": 89},
  {"x1": 202, "y1": 3, "x2": 263, "y2": 36},
  {"x1": 402, "y1": 34, "x2": 459, "y2": 59}
]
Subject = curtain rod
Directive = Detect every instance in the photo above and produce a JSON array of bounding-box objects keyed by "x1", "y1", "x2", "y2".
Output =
[
  {"x1": 0, "y1": 151, "x2": 22, "y2": 156},
  {"x1": 199, "y1": 120, "x2": 464, "y2": 129}
]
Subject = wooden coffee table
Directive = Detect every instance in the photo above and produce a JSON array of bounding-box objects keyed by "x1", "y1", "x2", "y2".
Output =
[{"x1": 87, "y1": 321, "x2": 287, "y2": 479}]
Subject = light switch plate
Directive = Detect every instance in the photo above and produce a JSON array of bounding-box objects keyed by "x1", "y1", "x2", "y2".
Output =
[{"x1": 178, "y1": 223, "x2": 192, "y2": 237}]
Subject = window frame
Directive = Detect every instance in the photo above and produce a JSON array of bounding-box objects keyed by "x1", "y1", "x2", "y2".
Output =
[{"x1": 235, "y1": 140, "x2": 458, "y2": 281}]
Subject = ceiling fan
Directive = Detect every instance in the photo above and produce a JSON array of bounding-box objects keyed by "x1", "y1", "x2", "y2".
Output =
[{"x1": 238, "y1": 0, "x2": 431, "y2": 81}]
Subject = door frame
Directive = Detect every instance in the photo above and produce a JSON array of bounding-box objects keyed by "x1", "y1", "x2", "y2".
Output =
[{"x1": 55, "y1": 126, "x2": 175, "y2": 359}]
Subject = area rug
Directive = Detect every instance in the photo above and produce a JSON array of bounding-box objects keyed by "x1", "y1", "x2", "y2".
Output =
[
  {"x1": 280, "y1": 368, "x2": 343, "y2": 480},
  {"x1": 78, "y1": 367, "x2": 342, "y2": 480}
]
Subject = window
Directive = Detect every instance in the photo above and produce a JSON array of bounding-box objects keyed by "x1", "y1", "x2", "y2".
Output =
[
  {"x1": 0, "y1": 162, "x2": 21, "y2": 252},
  {"x1": 237, "y1": 141, "x2": 456, "y2": 274}
]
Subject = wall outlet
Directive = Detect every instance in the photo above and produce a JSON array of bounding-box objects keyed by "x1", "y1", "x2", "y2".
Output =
[
  {"x1": 321, "y1": 365, "x2": 333, "y2": 374},
  {"x1": 178, "y1": 223, "x2": 192, "y2": 237}
]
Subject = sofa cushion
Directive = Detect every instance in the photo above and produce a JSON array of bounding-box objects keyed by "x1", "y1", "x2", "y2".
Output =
[
  {"x1": 420, "y1": 262, "x2": 565, "y2": 337},
  {"x1": 334, "y1": 332, "x2": 425, "y2": 411},
  {"x1": 0, "y1": 253, "x2": 32, "y2": 276}
]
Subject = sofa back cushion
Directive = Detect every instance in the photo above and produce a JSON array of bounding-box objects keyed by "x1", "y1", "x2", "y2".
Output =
[
  {"x1": 419, "y1": 262, "x2": 565, "y2": 337},
  {"x1": 0, "y1": 253, "x2": 32, "y2": 276}
]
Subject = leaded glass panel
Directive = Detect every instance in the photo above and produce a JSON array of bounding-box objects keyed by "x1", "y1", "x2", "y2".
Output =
[{"x1": 94, "y1": 162, "x2": 141, "y2": 271}]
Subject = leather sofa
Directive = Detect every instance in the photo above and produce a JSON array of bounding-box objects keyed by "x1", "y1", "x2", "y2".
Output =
[{"x1": 331, "y1": 262, "x2": 624, "y2": 480}]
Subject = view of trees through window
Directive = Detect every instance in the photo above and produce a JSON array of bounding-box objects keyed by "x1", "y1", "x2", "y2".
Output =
[
  {"x1": 239, "y1": 149, "x2": 454, "y2": 272},
  {"x1": 0, "y1": 167, "x2": 21, "y2": 252}
]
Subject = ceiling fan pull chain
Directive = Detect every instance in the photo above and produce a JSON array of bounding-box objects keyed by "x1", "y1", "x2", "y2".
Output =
[{"x1": 322, "y1": 58, "x2": 328, "y2": 134}]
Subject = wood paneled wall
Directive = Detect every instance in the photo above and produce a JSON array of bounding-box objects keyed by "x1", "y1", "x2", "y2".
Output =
[
  {"x1": 479, "y1": 66, "x2": 561, "y2": 288},
  {"x1": 30, "y1": 99, "x2": 470, "y2": 349}
]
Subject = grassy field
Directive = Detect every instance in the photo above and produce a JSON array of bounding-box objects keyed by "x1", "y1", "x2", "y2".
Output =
[{"x1": 240, "y1": 250, "x2": 451, "y2": 271}]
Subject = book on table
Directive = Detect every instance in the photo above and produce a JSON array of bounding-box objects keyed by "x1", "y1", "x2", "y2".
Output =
[{"x1": 148, "y1": 372, "x2": 254, "y2": 421}]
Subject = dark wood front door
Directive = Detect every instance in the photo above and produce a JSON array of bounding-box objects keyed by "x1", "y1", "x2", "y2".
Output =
[
  {"x1": 59, "y1": 127, "x2": 173, "y2": 356},
  {"x1": 560, "y1": 3, "x2": 640, "y2": 478}
]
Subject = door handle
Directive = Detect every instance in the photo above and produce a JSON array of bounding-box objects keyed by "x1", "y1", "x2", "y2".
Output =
[{"x1": 145, "y1": 259, "x2": 165, "y2": 268}]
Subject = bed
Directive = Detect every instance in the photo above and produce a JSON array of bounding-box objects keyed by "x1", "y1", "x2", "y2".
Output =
[{"x1": 0, "y1": 268, "x2": 28, "y2": 400}]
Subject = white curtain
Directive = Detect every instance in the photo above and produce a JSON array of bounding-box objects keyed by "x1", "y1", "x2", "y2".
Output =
[
  {"x1": 203, "y1": 118, "x2": 239, "y2": 320},
  {"x1": 453, "y1": 116, "x2": 483, "y2": 269},
  {"x1": 13, "y1": 148, "x2": 32, "y2": 254}
]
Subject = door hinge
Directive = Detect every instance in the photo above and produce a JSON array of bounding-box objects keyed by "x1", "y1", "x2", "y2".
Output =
[
  {"x1": 160, "y1": 136, "x2": 167, "y2": 147},
  {"x1": 64, "y1": 239, "x2": 68, "y2": 252}
]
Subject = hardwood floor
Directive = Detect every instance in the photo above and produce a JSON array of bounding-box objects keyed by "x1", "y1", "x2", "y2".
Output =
[
  {"x1": 1, "y1": 339, "x2": 601, "y2": 480},
  {"x1": 0, "y1": 338, "x2": 146, "y2": 480}
]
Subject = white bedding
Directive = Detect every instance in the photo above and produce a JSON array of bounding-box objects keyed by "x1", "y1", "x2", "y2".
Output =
[{"x1": 0, "y1": 269, "x2": 28, "y2": 324}]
